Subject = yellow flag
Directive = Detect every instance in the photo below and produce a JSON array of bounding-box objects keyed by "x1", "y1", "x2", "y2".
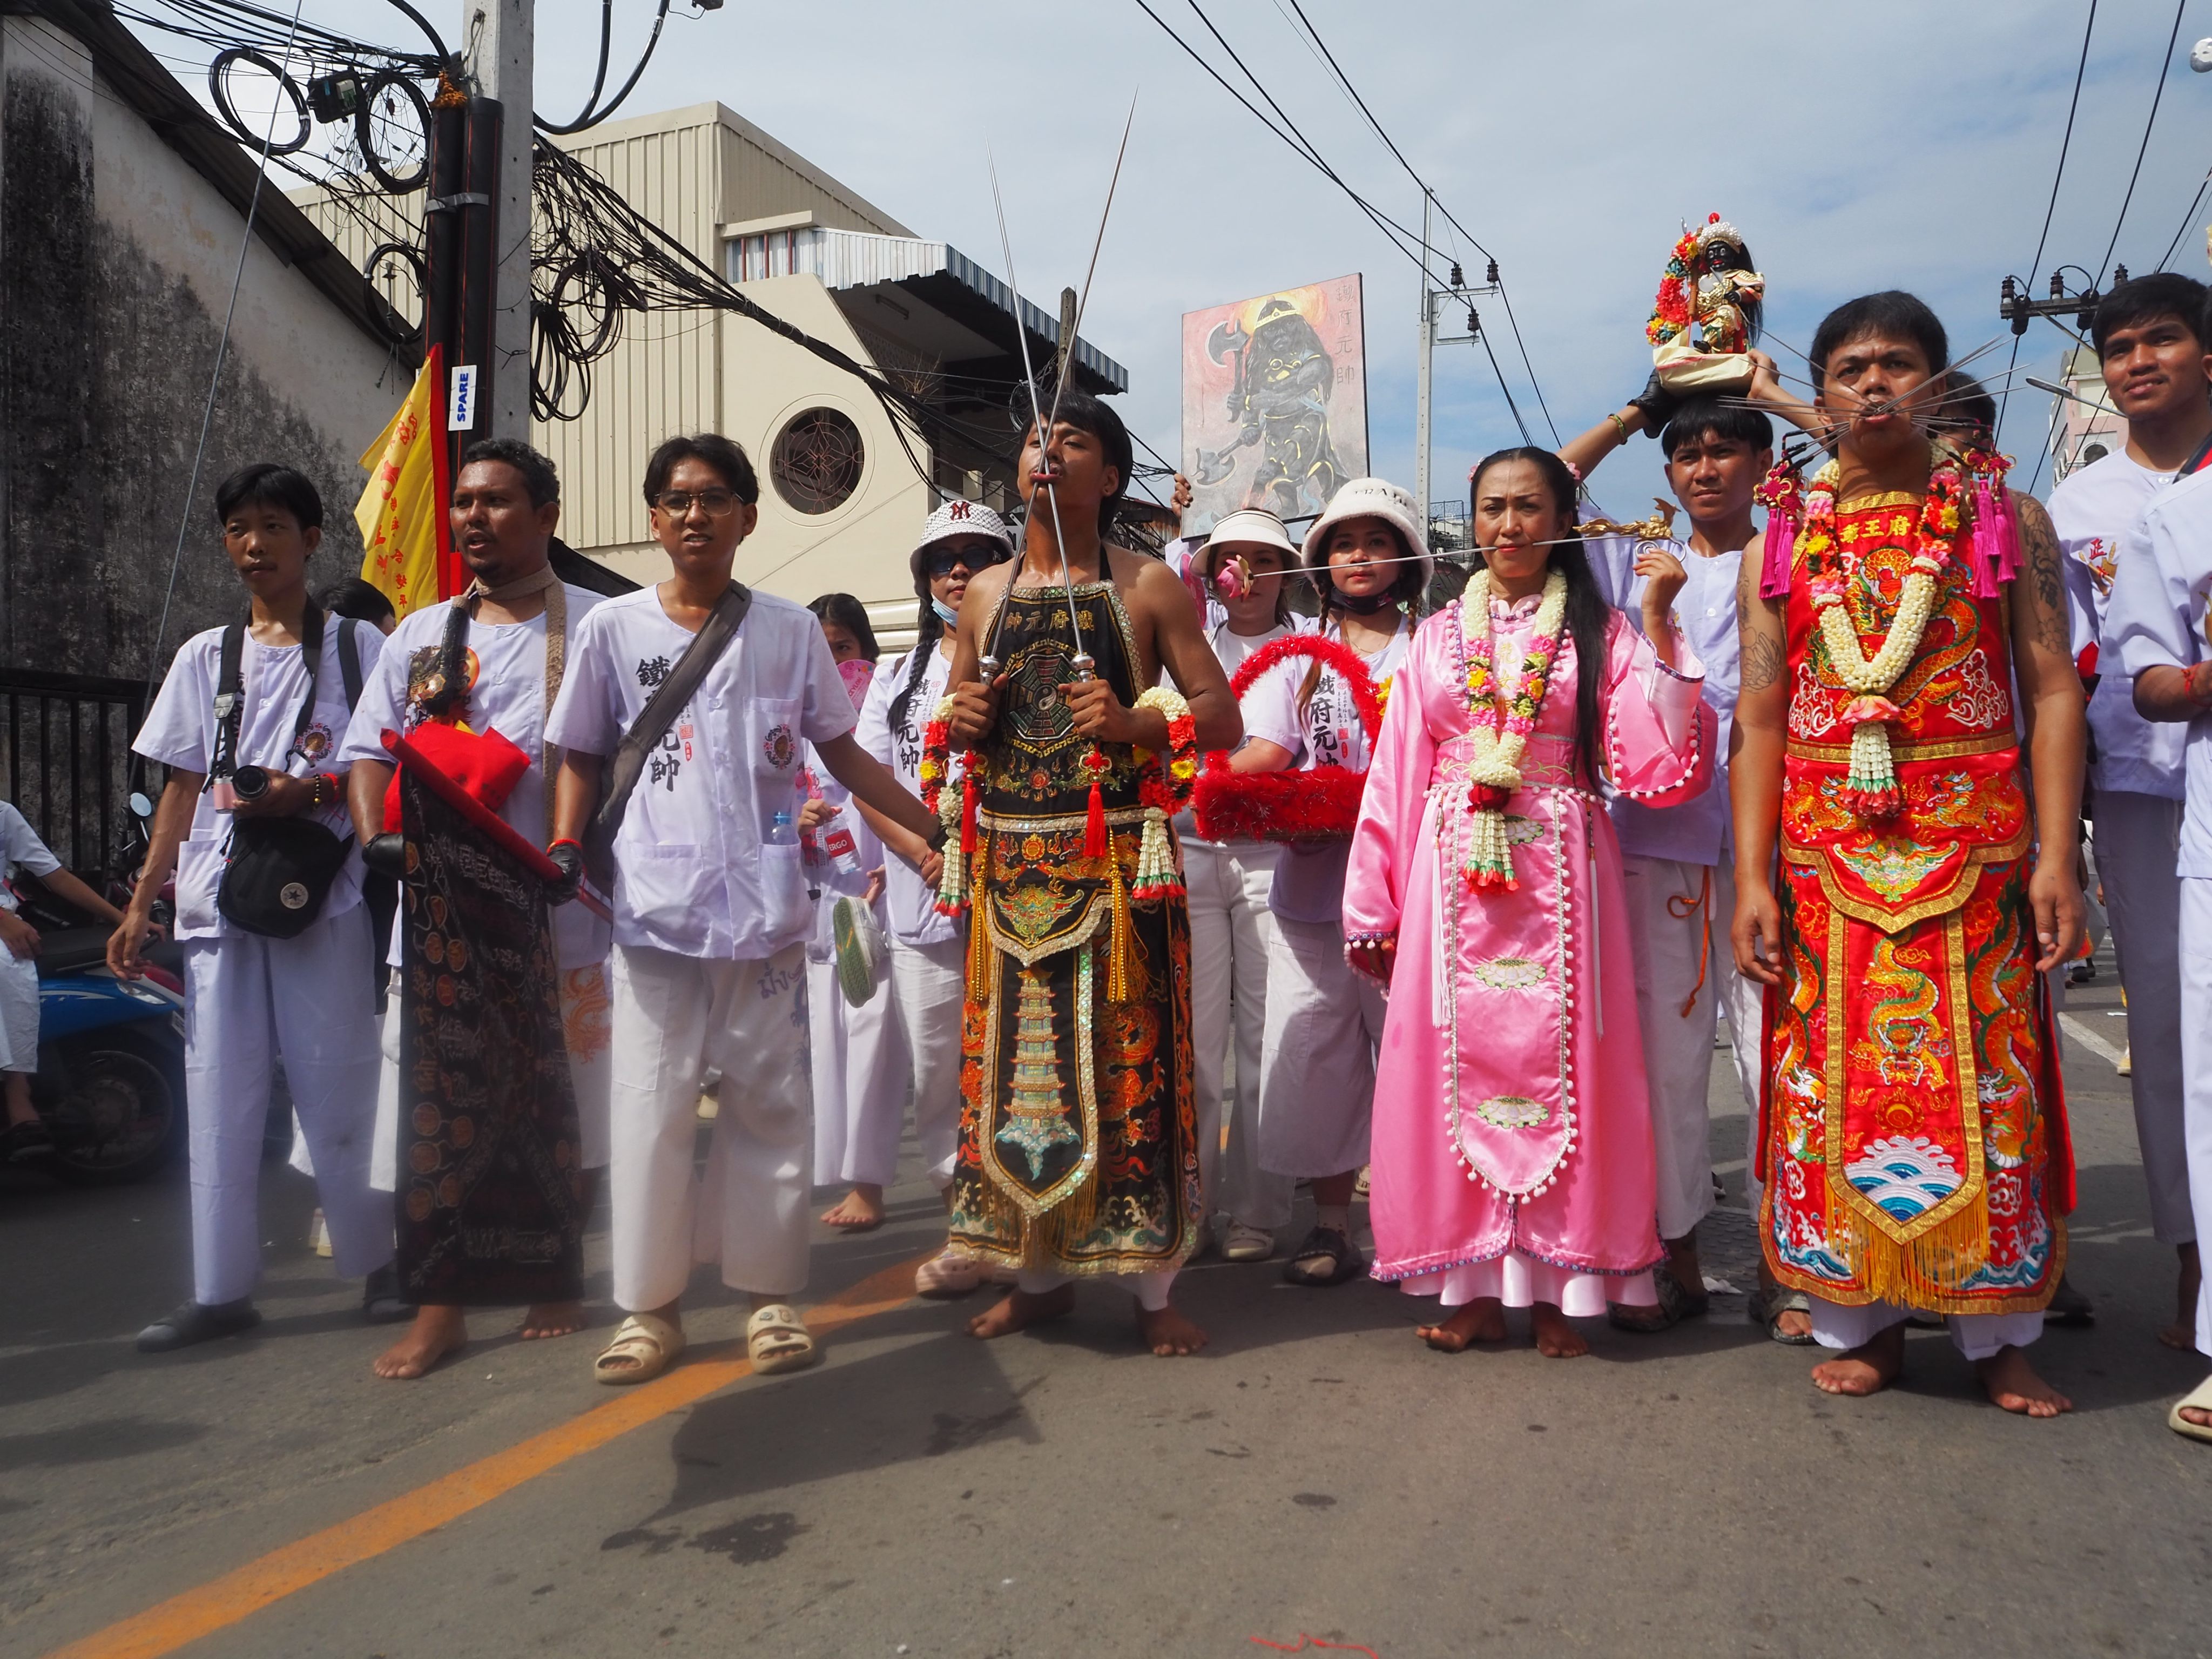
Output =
[{"x1": 355, "y1": 346, "x2": 449, "y2": 619}]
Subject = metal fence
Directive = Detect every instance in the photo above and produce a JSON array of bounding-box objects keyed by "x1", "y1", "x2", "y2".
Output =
[{"x1": 0, "y1": 669, "x2": 150, "y2": 884}]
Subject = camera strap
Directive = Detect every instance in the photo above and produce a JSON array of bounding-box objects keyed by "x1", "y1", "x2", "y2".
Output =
[{"x1": 208, "y1": 603, "x2": 329, "y2": 788}]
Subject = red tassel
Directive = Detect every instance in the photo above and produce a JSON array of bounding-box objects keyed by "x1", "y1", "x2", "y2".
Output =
[
  {"x1": 1758, "y1": 509, "x2": 1795, "y2": 599},
  {"x1": 1084, "y1": 778, "x2": 1107, "y2": 859},
  {"x1": 961, "y1": 773, "x2": 979, "y2": 856}
]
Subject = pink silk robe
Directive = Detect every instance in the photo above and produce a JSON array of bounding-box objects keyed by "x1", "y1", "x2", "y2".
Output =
[{"x1": 1343, "y1": 596, "x2": 1714, "y2": 1307}]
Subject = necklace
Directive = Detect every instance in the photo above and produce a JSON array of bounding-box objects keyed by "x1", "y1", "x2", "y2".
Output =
[
  {"x1": 1797, "y1": 442, "x2": 1965, "y2": 819},
  {"x1": 1455, "y1": 568, "x2": 1569, "y2": 892}
]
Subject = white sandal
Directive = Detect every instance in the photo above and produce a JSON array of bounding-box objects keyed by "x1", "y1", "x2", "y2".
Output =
[
  {"x1": 2168, "y1": 1375, "x2": 2212, "y2": 1444},
  {"x1": 593, "y1": 1312, "x2": 685, "y2": 1386},
  {"x1": 915, "y1": 1247, "x2": 983, "y2": 1298},
  {"x1": 1222, "y1": 1223, "x2": 1276, "y2": 1263},
  {"x1": 747, "y1": 1303, "x2": 818, "y2": 1374}
]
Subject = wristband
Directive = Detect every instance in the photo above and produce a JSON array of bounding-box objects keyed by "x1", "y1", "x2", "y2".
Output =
[
  {"x1": 1608, "y1": 412, "x2": 1630, "y2": 443},
  {"x1": 2189, "y1": 660, "x2": 2212, "y2": 709},
  {"x1": 549, "y1": 837, "x2": 584, "y2": 850}
]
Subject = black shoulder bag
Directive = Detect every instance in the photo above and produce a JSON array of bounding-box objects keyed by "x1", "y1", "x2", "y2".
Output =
[
  {"x1": 213, "y1": 606, "x2": 362, "y2": 939},
  {"x1": 584, "y1": 583, "x2": 751, "y2": 890}
]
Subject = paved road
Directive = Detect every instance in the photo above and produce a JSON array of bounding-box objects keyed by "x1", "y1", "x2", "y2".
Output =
[{"x1": 4, "y1": 954, "x2": 2210, "y2": 1658}]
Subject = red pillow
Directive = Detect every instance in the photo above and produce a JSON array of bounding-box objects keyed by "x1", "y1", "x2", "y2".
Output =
[{"x1": 384, "y1": 721, "x2": 531, "y2": 832}]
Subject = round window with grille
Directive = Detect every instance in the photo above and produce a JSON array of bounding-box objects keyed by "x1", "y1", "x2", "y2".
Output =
[{"x1": 770, "y1": 407, "x2": 865, "y2": 515}]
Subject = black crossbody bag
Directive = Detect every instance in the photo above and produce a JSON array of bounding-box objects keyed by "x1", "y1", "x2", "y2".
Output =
[
  {"x1": 212, "y1": 605, "x2": 363, "y2": 939},
  {"x1": 583, "y1": 582, "x2": 750, "y2": 890}
]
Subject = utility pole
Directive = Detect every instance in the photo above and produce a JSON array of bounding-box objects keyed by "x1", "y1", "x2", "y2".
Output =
[
  {"x1": 1414, "y1": 192, "x2": 1497, "y2": 545},
  {"x1": 1415, "y1": 193, "x2": 1432, "y2": 519},
  {"x1": 469, "y1": 0, "x2": 532, "y2": 442},
  {"x1": 1055, "y1": 286, "x2": 1078, "y2": 394}
]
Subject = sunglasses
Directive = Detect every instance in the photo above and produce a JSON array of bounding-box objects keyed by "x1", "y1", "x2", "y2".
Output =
[{"x1": 926, "y1": 545, "x2": 1009, "y2": 577}]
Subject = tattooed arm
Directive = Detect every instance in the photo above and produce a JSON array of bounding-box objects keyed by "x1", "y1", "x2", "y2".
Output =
[
  {"x1": 2008, "y1": 490, "x2": 2087, "y2": 970},
  {"x1": 1729, "y1": 551, "x2": 1790, "y2": 984}
]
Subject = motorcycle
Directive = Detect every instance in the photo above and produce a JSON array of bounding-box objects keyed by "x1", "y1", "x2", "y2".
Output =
[
  {"x1": 32, "y1": 927, "x2": 186, "y2": 1184},
  {"x1": 11, "y1": 790, "x2": 186, "y2": 1185}
]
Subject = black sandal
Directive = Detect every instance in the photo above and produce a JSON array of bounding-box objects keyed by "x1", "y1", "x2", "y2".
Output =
[
  {"x1": 1283, "y1": 1225, "x2": 1365, "y2": 1287},
  {"x1": 0, "y1": 1119, "x2": 53, "y2": 1163},
  {"x1": 136, "y1": 1298, "x2": 261, "y2": 1353},
  {"x1": 1608, "y1": 1267, "x2": 1710, "y2": 1333}
]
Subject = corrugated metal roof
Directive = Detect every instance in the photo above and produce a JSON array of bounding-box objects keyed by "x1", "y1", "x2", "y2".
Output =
[{"x1": 730, "y1": 226, "x2": 1128, "y2": 393}]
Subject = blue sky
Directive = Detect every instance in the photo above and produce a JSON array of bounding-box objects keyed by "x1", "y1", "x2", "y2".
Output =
[{"x1": 156, "y1": 0, "x2": 2212, "y2": 517}]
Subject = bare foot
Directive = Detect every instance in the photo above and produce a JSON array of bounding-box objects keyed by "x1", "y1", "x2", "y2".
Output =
[
  {"x1": 1417, "y1": 1298, "x2": 1506, "y2": 1352},
  {"x1": 1530, "y1": 1301, "x2": 1588, "y2": 1358},
  {"x1": 1137, "y1": 1303, "x2": 1208, "y2": 1356},
  {"x1": 1974, "y1": 1344, "x2": 2073, "y2": 1418},
  {"x1": 518, "y1": 1300, "x2": 584, "y2": 1340},
  {"x1": 966, "y1": 1284, "x2": 1075, "y2": 1340},
  {"x1": 1811, "y1": 1323, "x2": 1905, "y2": 1397},
  {"x1": 820, "y1": 1184, "x2": 885, "y2": 1232},
  {"x1": 373, "y1": 1305, "x2": 466, "y2": 1380},
  {"x1": 2180, "y1": 1404, "x2": 2212, "y2": 1431}
]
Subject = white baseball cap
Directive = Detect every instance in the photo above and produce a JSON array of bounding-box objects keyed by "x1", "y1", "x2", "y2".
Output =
[
  {"x1": 1299, "y1": 476, "x2": 1432, "y2": 589},
  {"x1": 1203, "y1": 508, "x2": 1299, "y2": 569},
  {"x1": 910, "y1": 498, "x2": 1014, "y2": 583}
]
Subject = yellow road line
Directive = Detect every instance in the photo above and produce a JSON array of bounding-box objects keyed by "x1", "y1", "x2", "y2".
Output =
[{"x1": 47, "y1": 1257, "x2": 929, "y2": 1659}]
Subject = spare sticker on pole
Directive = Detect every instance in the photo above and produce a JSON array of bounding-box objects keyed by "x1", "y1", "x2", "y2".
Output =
[{"x1": 447, "y1": 363, "x2": 478, "y2": 431}]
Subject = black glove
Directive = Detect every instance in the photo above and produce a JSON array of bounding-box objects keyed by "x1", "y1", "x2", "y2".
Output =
[
  {"x1": 546, "y1": 839, "x2": 584, "y2": 905},
  {"x1": 362, "y1": 832, "x2": 408, "y2": 880},
  {"x1": 1627, "y1": 369, "x2": 1681, "y2": 438}
]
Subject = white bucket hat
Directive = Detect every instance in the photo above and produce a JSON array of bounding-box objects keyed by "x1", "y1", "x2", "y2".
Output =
[
  {"x1": 910, "y1": 498, "x2": 1014, "y2": 583},
  {"x1": 1299, "y1": 476, "x2": 1432, "y2": 590},
  {"x1": 1202, "y1": 508, "x2": 1299, "y2": 572}
]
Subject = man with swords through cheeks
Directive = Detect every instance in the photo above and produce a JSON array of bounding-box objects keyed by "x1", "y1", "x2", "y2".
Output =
[{"x1": 939, "y1": 388, "x2": 1241, "y2": 1356}]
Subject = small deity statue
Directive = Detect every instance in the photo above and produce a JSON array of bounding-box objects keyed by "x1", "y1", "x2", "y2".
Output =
[{"x1": 1648, "y1": 214, "x2": 1765, "y2": 393}]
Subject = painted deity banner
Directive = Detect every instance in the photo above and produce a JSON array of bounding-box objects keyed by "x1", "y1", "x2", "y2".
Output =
[{"x1": 1181, "y1": 274, "x2": 1367, "y2": 537}]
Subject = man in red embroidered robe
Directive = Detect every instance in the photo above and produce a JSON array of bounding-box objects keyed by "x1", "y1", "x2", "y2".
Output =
[{"x1": 1732, "y1": 292, "x2": 2087, "y2": 1416}]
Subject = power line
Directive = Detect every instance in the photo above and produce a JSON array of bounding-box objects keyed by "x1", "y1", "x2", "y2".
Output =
[
  {"x1": 2096, "y1": 0, "x2": 2188, "y2": 281},
  {"x1": 2157, "y1": 165, "x2": 2212, "y2": 270},
  {"x1": 1276, "y1": 0, "x2": 1557, "y2": 441},
  {"x1": 1127, "y1": 0, "x2": 1444, "y2": 284},
  {"x1": 1997, "y1": 0, "x2": 2098, "y2": 444}
]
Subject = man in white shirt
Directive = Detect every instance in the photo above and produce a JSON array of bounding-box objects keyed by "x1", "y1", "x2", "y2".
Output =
[
  {"x1": 1557, "y1": 393, "x2": 1781, "y2": 1336},
  {"x1": 2049, "y1": 273, "x2": 2212, "y2": 1351},
  {"x1": 340, "y1": 439, "x2": 613, "y2": 1379},
  {"x1": 547, "y1": 434, "x2": 942, "y2": 1385},
  {"x1": 110, "y1": 464, "x2": 393, "y2": 1351},
  {"x1": 2106, "y1": 453, "x2": 2212, "y2": 1442}
]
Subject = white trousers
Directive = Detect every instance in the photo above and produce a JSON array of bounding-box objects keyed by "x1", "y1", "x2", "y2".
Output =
[
  {"x1": 1185, "y1": 838, "x2": 1294, "y2": 1230},
  {"x1": 808, "y1": 949, "x2": 908, "y2": 1190},
  {"x1": 2178, "y1": 879, "x2": 2212, "y2": 1357},
  {"x1": 1620, "y1": 855, "x2": 1763, "y2": 1239},
  {"x1": 1257, "y1": 914, "x2": 1387, "y2": 1180},
  {"x1": 888, "y1": 934, "x2": 966, "y2": 1191},
  {"x1": 2095, "y1": 793, "x2": 2194, "y2": 1243},
  {"x1": 181, "y1": 906, "x2": 388, "y2": 1305},
  {"x1": 0, "y1": 951, "x2": 38, "y2": 1073},
  {"x1": 609, "y1": 943, "x2": 813, "y2": 1310},
  {"x1": 1016, "y1": 1266, "x2": 1175, "y2": 1311},
  {"x1": 1809, "y1": 1296, "x2": 2044, "y2": 1361},
  {"x1": 367, "y1": 961, "x2": 614, "y2": 1190}
]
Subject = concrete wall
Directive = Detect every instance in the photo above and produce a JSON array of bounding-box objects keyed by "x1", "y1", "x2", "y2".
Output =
[{"x1": 0, "y1": 17, "x2": 400, "y2": 680}]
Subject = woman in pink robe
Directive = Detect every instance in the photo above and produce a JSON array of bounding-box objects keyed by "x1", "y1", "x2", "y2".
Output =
[{"x1": 1344, "y1": 448, "x2": 1714, "y2": 1357}]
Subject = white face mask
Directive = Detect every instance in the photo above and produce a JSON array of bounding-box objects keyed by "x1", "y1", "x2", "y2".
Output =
[{"x1": 930, "y1": 596, "x2": 960, "y2": 626}]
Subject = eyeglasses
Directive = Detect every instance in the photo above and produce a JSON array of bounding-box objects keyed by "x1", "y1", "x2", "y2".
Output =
[
  {"x1": 926, "y1": 545, "x2": 1008, "y2": 577},
  {"x1": 653, "y1": 489, "x2": 740, "y2": 518}
]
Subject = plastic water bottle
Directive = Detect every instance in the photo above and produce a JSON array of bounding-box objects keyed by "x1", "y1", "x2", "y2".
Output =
[{"x1": 767, "y1": 810, "x2": 798, "y2": 847}]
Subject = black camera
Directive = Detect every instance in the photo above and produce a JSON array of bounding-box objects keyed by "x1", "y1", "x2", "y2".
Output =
[{"x1": 231, "y1": 765, "x2": 271, "y2": 802}]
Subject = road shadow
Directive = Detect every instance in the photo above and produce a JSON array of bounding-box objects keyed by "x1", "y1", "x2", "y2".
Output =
[{"x1": 0, "y1": 1414, "x2": 206, "y2": 1471}]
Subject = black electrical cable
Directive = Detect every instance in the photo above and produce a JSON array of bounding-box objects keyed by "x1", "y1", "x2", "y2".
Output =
[
  {"x1": 1127, "y1": 0, "x2": 1447, "y2": 285},
  {"x1": 1477, "y1": 326, "x2": 1533, "y2": 447},
  {"x1": 2157, "y1": 167, "x2": 2212, "y2": 270},
  {"x1": 1278, "y1": 0, "x2": 1559, "y2": 441},
  {"x1": 2096, "y1": 0, "x2": 2188, "y2": 281},
  {"x1": 536, "y1": 0, "x2": 670, "y2": 135},
  {"x1": 1997, "y1": 0, "x2": 2098, "y2": 445}
]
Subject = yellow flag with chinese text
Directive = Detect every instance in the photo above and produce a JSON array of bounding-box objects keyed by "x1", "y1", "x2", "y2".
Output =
[{"x1": 354, "y1": 346, "x2": 449, "y2": 619}]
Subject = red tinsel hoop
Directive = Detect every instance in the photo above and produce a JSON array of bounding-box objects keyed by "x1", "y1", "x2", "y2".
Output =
[{"x1": 1193, "y1": 633, "x2": 1386, "y2": 847}]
